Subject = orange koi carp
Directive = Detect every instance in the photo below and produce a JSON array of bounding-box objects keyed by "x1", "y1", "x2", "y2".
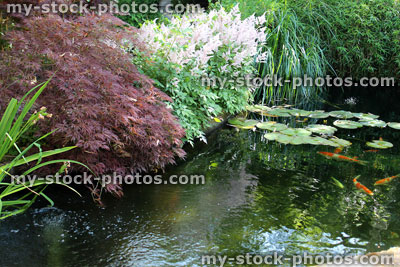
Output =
[
  {"x1": 317, "y1": 152, "x2": 367, "y2": 165},
  {"x1": 353, "y1": 176, "x2": 374, "y2": 196},
  {"x1": 374, "y1": 174, "x2": 400, "y2": 186}
]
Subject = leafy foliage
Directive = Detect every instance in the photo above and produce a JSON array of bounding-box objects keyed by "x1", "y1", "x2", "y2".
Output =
[
  {"x1": 217, "y1": 0, "x2": 328, "y2": 105},
  {"x1": 219, "y1": 0, "x2": 400, "y2": 83},
  {"x1": 0, "y1": 81, "x2": 86, "y2": 219},
  {"x1": 0, "y1": 8, "x2": 186, "y2": 194},
  {"x1": 117, "y1": 0, "x2": 163, "y2": 27},
  {"x1": 134, "y1": 6, "x2": 265, "y2": 143},
  {"x1": 290, "y1": 0, "x2": 400, "y2": 79},
  {"x1": 233, "y1": 105, "x2": 400, "y2": 148}
]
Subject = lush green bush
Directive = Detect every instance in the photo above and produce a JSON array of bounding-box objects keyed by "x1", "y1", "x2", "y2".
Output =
[
  {"x1": 133, "y1": 6, "x2": 266, "y2": 143},
  {"x1": 290, "y1": 0, "x2": 400, "y2": 79},
  {"x1": 220, "y1": 0, "x2": 400, "y2": 83},
  {"x1": 117, "y1": 0, "x2": 163, "y2": 27}
]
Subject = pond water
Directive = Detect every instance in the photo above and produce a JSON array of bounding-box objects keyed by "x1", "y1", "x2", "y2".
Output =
[{"x1": 1, "y1": 89, "x2": 400, "y2": 266}]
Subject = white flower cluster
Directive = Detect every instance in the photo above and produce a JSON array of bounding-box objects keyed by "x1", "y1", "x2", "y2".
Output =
[{"x1": 138, "y1": 5, "x2": 266, "y2": 75}]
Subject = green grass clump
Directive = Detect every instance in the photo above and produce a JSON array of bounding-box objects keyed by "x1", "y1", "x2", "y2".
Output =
[
  {"x1": 219, "y1": 0, "x2": 329, "y2": 106},
  {"x1": 219, "y1": 0, "x2": 400, "y2": 105}
]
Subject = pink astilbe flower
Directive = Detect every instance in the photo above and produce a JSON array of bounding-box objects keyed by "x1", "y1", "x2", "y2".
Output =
[{"x1": 137, "y1": 5, "x2": 266, "y2": 76}]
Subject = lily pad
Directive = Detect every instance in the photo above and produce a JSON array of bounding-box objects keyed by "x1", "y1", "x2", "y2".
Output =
[
  {"x1": 329, "y1": 138, "x2": 352, "y2": 147},
  {"x1": 308, "y1": 111, "x2": 330, "y2": 119},
  {"x1": 359, "y1": 119, "x2": 386, "y2": 128},
  {"x1": 264, "y1": 132, "x2": 281, "y2": 141},
  {"x1": 312, "y1": 136, "x2": 338, "y2": 146},
  {"x1": 228, "y1": 118, "x2": 244, "y2": 125},
  {"x1": 290, "y1": 136, "x2": 306, "y2": 145},
  {"x1": 302, "y1": 136, "x2": 326, "y2": 145},
  {"x1": 329, "y1": 110, "x2": 354, "y2": 119},
  {"x1": 267, "y1": 108, "x2": 291, "y2": 117},
  {"x1": 256, "y1": 122, "x2": 288, "y2": 131},
  {"x1": 333, "y1": 120, "x2": 363, "y2": 129},
  {"x1": 246, "y1": 105, "x2": 273, "y2": 115},
  {"x1": 366, "y1": 140, "x2": 393, "y2": 149},
  {"x1": 388, "y1": 122, "x2": 400, "y2": 130},
  {"x1": 307, "y1": 124, "x2": 337, "y2": 135},
  {"x1": 288, "y1": 109, "x2": 312, "y2": 117},
  {"x1": 353, "y1": 113, "x2": 379, "y2": 120},
  {"x1": 246, "y1": 106, "x2": 263, "y2": 113},
  {"x1": 280, "y1": 128, "x2": 312, "y2": 136},
  {"x1": 276, "y1": 133, "x2": 293, "y2": 144},
  {"x1": 228, "y1": 119, "x2": 258, "y2": 129}
]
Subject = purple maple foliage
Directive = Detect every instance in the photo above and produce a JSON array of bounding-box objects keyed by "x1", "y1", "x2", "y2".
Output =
[{"x1": 0, "y1": 2, "x2": 186, "y2": 196}]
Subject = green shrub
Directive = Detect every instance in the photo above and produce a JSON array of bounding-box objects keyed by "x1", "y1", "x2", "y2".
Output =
[
  {"x1": 133, "y1": 6, "x2": 266, "y2": 143},
  {"x1": 220, "y1": 0, "x2": 400, "y2": 82},
  {"x1": 289, "y1": 0, "x2": 400, "y2": 79},
  {"x1": 117, "y1": 0, "x2": 163, "y2": 27}
]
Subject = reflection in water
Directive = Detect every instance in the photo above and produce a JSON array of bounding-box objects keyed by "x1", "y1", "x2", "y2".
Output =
[{"x1": 1, "y1": 116, "x2": 400, "y2": 266}]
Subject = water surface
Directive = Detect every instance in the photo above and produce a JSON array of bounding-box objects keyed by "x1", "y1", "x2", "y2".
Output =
[{"x1": 1, "y1": 93, "x2": 400, "y2": 266}]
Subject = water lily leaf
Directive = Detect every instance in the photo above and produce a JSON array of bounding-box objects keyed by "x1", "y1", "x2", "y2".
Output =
[
  {"x1": 388, "y1": 122, "x2": 400, "y2": 130},
  {"x1": 307, "y1": 124, "x2": 337, "y2": 135},
  {"x1": 311, "y1": 136, "x2": 338, "y2": 146},
  {"x1": 228, "y1": 118, "x2": 245, "y2": 125},
  {"x1": 246, "y1": 106, "x2": 262, "y2": 113},
  {"x1": 290, "y1": 136, "x2": 306, "y2": 145},
  {"x1": 267, "y1": 108, "x2": 291, "y2": 117},
  {"x1": 256, "y1": 122, "x2": 287, "y2": 131},
  {"x1": 276, "y1": 133, "x2": 293, "y2": 144},
  {"x1": 308, "y1": 111, "x2": 330, "y2": 119},
  {"x1": 302, "y1": 136, "x2": 326, "y2": 145},
  {"x1": 264, "y1": 132, "x2": 281, "y2": 141},
  {"x1": 280, "y1": 128, "x2": 312, "y2": 136},
  {"x1": 228, "y1": 119, "x2": 258, "y2": 129},
  {"x1": 246, "y1": 105, "x2": 271, "y2": 113},
  {"x1": 288, "y1": 109, "x2": 311, "y2": 117},
  {"x1": 366, "y1": 140, "x2": 393, "y2": 149},
  {"x1": 359, "y1": 119, "x2": 386, "y2": 128},
  {"x1": 329, "y1": 110, "x2": 354, "y2": 119},
  {"x1": 353, "y1": 113, "x2": 379, "y2": 120},
  {"x1": 330, "y1": 138, "x2": 352, "y2": 147},
  {"x1": 333, "y1": 120, "x2": 363, "y2": 129},
  {"x1": 241, "y1": 120, "x2": 259, "y2": 129}
]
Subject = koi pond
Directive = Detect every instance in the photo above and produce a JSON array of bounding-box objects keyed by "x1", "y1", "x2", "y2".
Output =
[{"x1": 1, "y1": 89, "x2": 400, "y2": 266}]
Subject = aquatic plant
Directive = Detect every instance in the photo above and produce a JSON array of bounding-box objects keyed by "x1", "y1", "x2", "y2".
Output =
[
  {"x1": 230, "y1": 105, "x2": 400, "y2": 148},
  {"x1": 0, "y1": 6, "x2": 185, "y2": 195},
  {"x1": 0, "y1": 81, "x2": 88, "y2": 219},
  {"x1": 134, "y1": 5, "x2": 266, "y2": 142},
  {"x1": 366, "y1": 140, "x2": 393, "y2": 149}
]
